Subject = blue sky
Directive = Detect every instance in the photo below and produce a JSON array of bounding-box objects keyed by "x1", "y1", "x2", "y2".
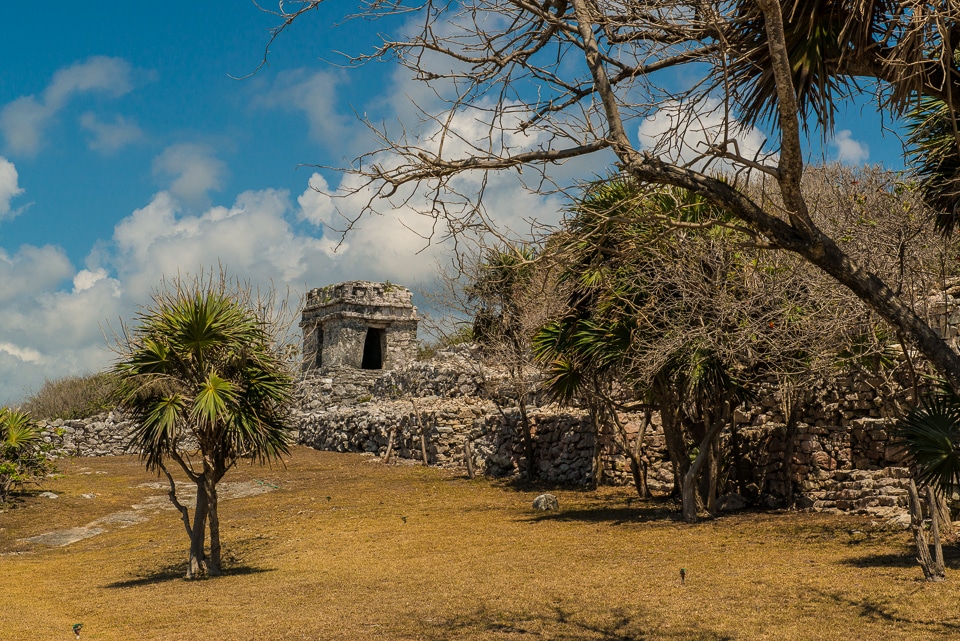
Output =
[{"x1": 0, "y1": 3, "x2": 908, "y2": 404}]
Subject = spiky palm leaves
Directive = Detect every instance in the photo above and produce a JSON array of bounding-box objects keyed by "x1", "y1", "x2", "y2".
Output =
[
  {"x1": 907, "y1": 97, "x2": 960, "y2": 235},
  {"x1": 113, "y1": 280, "x2": 293, "y2": 577},
  {"x1": 724, "y1": 0, "x2": 952, "y2": 132},
  {"x1": 0, "y1": 407, "x2": 50, "y2": 502},
  {"x1": 897, "y1": 389, "x2": 960, "y2": 496},
  {"x1": 534, "y1": 178, "x2": 753, "y2": 515}
]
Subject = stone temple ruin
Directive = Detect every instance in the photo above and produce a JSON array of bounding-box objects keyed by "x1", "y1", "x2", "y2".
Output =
[{"x1": 300, "y1": 281, "x2": 419, "y2": 371}]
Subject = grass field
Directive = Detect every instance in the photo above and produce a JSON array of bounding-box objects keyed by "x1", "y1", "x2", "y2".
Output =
[{"x1": 2, "y1": 446, "x2": 959, "y2": 640}]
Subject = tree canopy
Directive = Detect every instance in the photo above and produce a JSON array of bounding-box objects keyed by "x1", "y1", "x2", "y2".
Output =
[{"x1": 272, "y1": 0, "x2": 960, "y2": 389}]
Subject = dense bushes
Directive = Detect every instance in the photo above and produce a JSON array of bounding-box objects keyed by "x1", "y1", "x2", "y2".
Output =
[{"x1": 21, "y1": 373, "x2": 117, "y2": 420}]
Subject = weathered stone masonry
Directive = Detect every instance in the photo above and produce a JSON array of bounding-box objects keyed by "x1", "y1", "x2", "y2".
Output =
[{"x1": 300, "y1": 281, "x2": 418, "y2": 371}]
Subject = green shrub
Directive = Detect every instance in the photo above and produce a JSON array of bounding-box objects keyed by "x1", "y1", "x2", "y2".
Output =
[
  {"x1": 0, "y1": 407, "x2": 54, "y2": 503},
  {"x1": 21, "y1": 372, "x2": 118, "y2": 420}
]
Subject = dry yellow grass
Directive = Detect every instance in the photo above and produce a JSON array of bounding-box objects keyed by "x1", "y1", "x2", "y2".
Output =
[{"x1": 2, "y1": 447, "x2": 960, "y2": 640}]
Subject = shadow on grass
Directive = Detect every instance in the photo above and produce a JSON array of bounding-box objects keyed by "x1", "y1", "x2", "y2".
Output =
[
  {"x1": 105, "y1": 564, "x2": 273, "y2": 588},
  {"x1": 840, "y1": 544, "x2": 960, "y2": 570},
  {"x1": 810, "y1": 587, "x2": 960, "y2": 632},
  {"x1": 520, "y1": 503, "x2": 680, "y2": 526},
  {"x1": 425, "y1": 604, "x2": 734, "y2": 641}
]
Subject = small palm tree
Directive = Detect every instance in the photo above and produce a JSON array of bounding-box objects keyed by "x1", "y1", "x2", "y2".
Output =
[
  {"x1": 0, "y1": 407, "x2": 50, "y2": 502},
  {"x1": 897, "y1": 389, "x2": 960, "y2": 496},
  {"x1": 894, "y1": 389, "x2": 960, "y2": 581},
  {"x1": 113, "y1": 276, "x2": 294, "y2": 578}
]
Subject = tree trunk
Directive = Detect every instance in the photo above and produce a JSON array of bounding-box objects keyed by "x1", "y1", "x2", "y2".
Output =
[
  {"x1": 187, "y1": 479, "x2": 210, "y2": 579},
  {"x1": 517, "y1": 394, "x2": 536, "y2": 479},
  {"x1": 682, "y1": 420, "x2": 726, "y2": 522},
  {"x1": 207, "y1": 478, "x2": 222, "y2": 577},
  {"x1": 907, "y1": 480, "x2": 945, "y2": 581},
  {"x1": 697, "y1": 422, "x2": 720, "y2": 514},
  {"x1": 659, "y1": 403, "x2": 688, "y2": 498},
  {"x1": 780, "y1": 406, "x2": 801, "y2": 507}
]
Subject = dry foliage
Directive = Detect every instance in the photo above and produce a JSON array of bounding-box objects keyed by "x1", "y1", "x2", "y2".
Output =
[
  {"x1": 266, "y1": 0, "x2": 960, "y2": 390},
  {"x1": 4, "y1": 448, "x2": 960, "y2": 640},
  {"x1": 21, "y1": 373, "x2": 118, "y2": 420}
]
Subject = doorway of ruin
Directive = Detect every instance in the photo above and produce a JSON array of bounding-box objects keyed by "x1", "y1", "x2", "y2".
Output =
[
  {"x1": 315, "y1": 327, "x2": 324, "y2": 368},
  {"x1": 361, "y1": 327, "x2": 385, "y2": 369}
]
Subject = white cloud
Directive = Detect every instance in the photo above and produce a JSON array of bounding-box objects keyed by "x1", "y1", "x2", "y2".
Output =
[
  {"x1": 0, "y1": 244, "x2": 73, "y2": 305},
  {"x1": 637, "y1": 98, "x2": 775, "y2": 174},
  {"x1": 80, "y1": 112, "x2": 142, "y2": 153},
  {"x1": 0, "y1": 68, "x2": 594, "y2": 405},
  {"x1": 152, "y1": 144, "x2": 227, "y2": 208},
  {"x1": 831, "y1": 130, "x2": 869, "y2": 165},
  {"x1": 0, "y1": 56, "x2": 134, "y2": 156},
  {"x1": 255, "y1": 69, "x2": 351, "y2": 145},
  {"x1": 0, "y1": 156, "x2": 24, "y2": 221},
  {"x1": 0, "y1": 342, "x2": 43, "y2": 365},
  {"x1": 298, "y1": 173, "x2": 336, "y2": 225},
  {"x1": 44, "y1": 56, "x2": 133, "y2": 107}
]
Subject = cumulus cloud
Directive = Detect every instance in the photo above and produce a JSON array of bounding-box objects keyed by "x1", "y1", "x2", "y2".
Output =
[
  {"x1": 255, "y1": 69, "x2": 351, "y2": 145},
  {"x1": 298, "y1": 173, "x2": 337, "y2": 226},
  {"x1": 152, "y1": 143, "x2": 227, "y2": 209},
  {"x1": 0, "y1": 243, "x2": 120, "y2": 403},
  {"x1": 0, "y1": 157, "x2": 24, "y2": 221},
  {"x1": 0, "y1": 56, "x2": 134, "y2": 156},
  {"x1": 80, "y1": 112, "x2": 142, "y2": 153},
  {"x1": 831, "y1": 130, "x2": 869, "y2": 165},
  {"x1": 637, "y1": 98, "x2": 775, "y2": 173}
]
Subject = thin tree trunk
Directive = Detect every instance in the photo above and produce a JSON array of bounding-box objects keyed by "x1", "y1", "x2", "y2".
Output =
[
  {"x1": 159, "y1": 462, "x2": 192, "y2": 538},
  {"x1": 464, "y1": 438, "x2": 476, "y2": 479},
  {"x1": 934, "y1": 491, "x2": 954, "y2": 539},
  {"x1": 683, "y1": 420, "x2": 726, "y2": 523},
  {"x1": 659, "y1": 403, "x2": 688, "y2": 498},
  {"x1": 518, "y1": 399, "x2": 536, "y2": 479},
  {"x1": 907, "y1": 480, "x2": 945, "y2": 581},
  {"x1": 207, "y1": 478, "x2": 222, "y2": 577},
  {"x1": 384, "y1": 427, "x2": 396, "y2": 463},
  {"x1": 188, "y1": 479, "x2": 210, "y2": 579},
  {"x1": 697, "y1": 421, "x2": 719, "y2": 514},
  {"x1": 927, "y1": 485, "x2": 946, "y2": 574}
]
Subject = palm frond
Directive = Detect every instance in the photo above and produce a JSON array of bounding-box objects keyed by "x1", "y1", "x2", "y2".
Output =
[{"x1": 896, "y1": 392, "x2": 960, "y2": 495}]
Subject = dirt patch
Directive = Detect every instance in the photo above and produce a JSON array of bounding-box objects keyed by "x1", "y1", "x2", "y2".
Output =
[
  {"x1": 21, "y1": 526, "x2": 106, "y2": 546},
  {"x1": 19, "y1": 480, "x2": 277, "y2": 547}
]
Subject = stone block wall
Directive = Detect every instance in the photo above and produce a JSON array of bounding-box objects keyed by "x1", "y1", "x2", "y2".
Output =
[
  {"x1": 29, "y1": 350, "x2": 921, "y2": 516},
  {"x1": 292, "y1": 359, "x2": 918, "y2": 515},
  {"x1": 37, "y1": 413, "x2": 136, "y2": 458}
]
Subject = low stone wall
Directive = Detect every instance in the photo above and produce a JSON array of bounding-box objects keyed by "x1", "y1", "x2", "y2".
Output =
[
  {"x1": 31, "y1": 353, "x2": 919, "y2": 516},
  {"x1": 37, "y1": 413, "x2": 136, "y2": 458},
  {"x1": 292, "y1": 360, "x2": 917, "y2": 515}
]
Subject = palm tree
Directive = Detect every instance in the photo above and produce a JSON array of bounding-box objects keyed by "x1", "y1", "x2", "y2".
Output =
[
  {"x1": 113, "y1": 276, "x2": 294, "y2": 578},
  {"x1": 0, "y1": 407, "x2": 50, "y2": 502},
  {"x1": 534, "y1": 178, "x2": 757, "y2": 518},
  {"x1": 894, "y1": 389, "x2": 960, "y2": 581},
  {"x1": 897, "y1": 390, "x2": 960, "y2": 495}
]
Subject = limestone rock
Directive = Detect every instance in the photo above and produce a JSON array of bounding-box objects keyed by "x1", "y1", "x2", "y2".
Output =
[{"x1": 532, "y1": 493, "x2": 559, "y2": 511}]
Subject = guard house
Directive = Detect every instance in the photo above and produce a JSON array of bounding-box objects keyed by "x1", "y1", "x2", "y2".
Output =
[{"x1": 300, "y1": 281, "x2": 419, "y2": 371}]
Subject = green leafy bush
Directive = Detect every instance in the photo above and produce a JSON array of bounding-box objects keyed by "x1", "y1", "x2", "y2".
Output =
[{"x1": 1, "y1": 407, "x2": 54, "y2": 503}]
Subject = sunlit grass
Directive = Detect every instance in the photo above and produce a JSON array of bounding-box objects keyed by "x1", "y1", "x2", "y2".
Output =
[{"x1": 2, "y1": 447, "x2": 959, "y2": 640}]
